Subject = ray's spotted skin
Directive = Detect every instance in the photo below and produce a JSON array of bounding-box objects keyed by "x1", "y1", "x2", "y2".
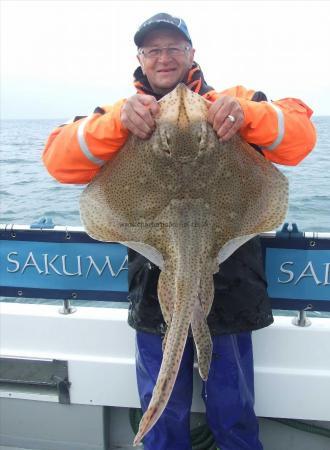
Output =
[{"x1": 80, "y1": 84, "x2": 288, "y2": 445}]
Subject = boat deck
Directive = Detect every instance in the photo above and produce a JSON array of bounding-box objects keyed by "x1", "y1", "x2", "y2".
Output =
[{"x1": 1, "y1": 416, "x2": 330, "y2": 450}]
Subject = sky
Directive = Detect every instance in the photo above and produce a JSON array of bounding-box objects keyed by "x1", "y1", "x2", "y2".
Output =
[{"x1": 1, "y1": 0, "x2": 330, "y2": 119}]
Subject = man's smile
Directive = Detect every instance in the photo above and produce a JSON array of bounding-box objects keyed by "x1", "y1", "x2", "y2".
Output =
[{"x1": 157, "y1": 68, "x2": 177, "y2": 73}]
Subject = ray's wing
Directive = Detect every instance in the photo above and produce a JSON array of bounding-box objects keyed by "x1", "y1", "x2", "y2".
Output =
[
  {"x1": 80, "y1": 135, "x2": 168, "y2": 237},
  {"x1": 207, "y1": 135, "x2": 288, "y2": 263}
]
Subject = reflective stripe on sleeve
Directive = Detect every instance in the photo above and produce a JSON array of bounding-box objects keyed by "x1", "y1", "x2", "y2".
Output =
[
  {"x1": 77, "y1": 115, "x2": 105, "y2": 166},
  {"x1": 262, "y1": 102, "x2": 285, "y2": 151}
]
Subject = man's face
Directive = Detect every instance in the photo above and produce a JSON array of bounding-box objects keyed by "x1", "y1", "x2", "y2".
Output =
[{"x1": 137, "y1": 28, "x2": 195, "y2": 95}]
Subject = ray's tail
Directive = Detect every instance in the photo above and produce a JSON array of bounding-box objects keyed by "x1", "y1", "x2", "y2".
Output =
[
  {"x1": 133, "y1": 272, "x2": 196, "y2": 446},
  {"x1": 133, "y1": 198, "x2": 216, "y2": 446},
  {"x1": 191, "y1": 274, "x2": 215, "y2": 380}
]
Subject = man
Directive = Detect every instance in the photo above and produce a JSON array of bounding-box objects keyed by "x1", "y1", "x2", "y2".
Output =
[{"x1": 43, "y1": 13, "x2": 316, "y2": 450}]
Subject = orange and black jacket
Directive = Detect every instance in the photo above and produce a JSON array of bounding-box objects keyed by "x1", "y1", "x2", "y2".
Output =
[
  {"x1": 43, "y1": 63, "x2": 316, "y2": 184},
  {"x1": 42, "y1": 63, "x2": 317, "y2": 335}
]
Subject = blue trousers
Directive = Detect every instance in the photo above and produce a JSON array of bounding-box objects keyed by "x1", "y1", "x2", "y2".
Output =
[{"x1": 135, "y1": 330, "x2": 263, "y2": 450}]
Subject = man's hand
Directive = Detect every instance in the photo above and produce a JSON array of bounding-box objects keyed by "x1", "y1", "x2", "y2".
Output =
[
  {"x1": 121, "y1": 94, "x2": 160, "y2": 139},
  {"x1": 207, "y1": 96, "x2": 244, "y2": 142}
]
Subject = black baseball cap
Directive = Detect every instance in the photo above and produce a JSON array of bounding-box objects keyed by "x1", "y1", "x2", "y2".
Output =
[{"x1": 134, "y1": 13, "x2": 192, "y2": 47}]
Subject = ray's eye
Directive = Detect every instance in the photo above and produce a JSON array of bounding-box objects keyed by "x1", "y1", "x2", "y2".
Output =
[
  {"x1": 198, "y1": 122, "x2": 207, "y2": 150},
  {"x1": 160, "y1": 128, "x2": 171, "y2": 156}
]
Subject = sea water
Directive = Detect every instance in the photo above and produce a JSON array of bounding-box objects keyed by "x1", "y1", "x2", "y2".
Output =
[{"x1": 1, "y1": 117, "x2": 329, "y2": 230}]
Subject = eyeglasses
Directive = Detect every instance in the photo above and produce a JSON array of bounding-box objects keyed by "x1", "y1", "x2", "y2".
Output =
[{"x1": 139, "y1": 45, "x2": 191, "y2": 60}]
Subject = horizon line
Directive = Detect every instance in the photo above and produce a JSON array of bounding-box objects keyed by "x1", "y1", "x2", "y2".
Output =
[{"x1": 1, "y1": 115, "x2": 330, "y2": 121}]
